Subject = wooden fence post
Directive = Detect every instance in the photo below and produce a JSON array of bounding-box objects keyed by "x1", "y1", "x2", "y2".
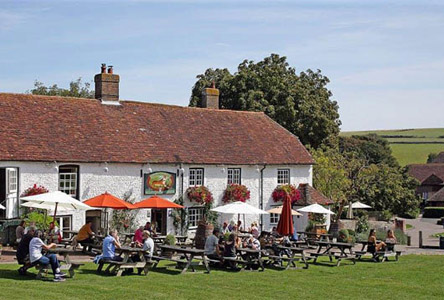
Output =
[{"x1": 419, "y1": 231, "x2": 423, "y2": 248}]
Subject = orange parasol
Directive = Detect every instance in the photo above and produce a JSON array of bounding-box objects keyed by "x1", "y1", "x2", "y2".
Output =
[
  {"x1": 134, "y1": 195, "x2": 184, "y2": 209},
  {"x1": 83, "y1": 192, "x2": 137, "y2": 209}
]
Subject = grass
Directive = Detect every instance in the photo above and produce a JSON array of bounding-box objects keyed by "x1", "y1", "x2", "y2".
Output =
[
  {"x1": 340, "y1": 128, "x2": 444, "y2": 166},
  {"x1": 431, "y1": 232, "x2": 444, "y2": 238},
  {"x1": 1, "y1": 257, "x2": 444, "y2": 299},
  {"x1": 406, "y1": 224, "x2": 414, "y2": 230}
]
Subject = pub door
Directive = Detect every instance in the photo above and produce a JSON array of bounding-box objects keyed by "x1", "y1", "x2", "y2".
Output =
[{"x1": 151, "y1": 209, "x2": 167, "y2": 235}]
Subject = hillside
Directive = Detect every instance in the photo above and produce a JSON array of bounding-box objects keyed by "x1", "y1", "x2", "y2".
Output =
[{"x1": 340, "y1": 128, "x2": 444, "y2": 166}]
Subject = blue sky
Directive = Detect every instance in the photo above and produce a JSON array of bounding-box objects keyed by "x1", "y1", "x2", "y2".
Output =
[{"x1": 0, "y1": 0, "x2": 443, "y2": 131}]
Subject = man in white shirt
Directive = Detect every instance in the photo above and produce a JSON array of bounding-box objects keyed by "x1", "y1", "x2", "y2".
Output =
[
  {"x1": 204, "y1": 228, "x2": 221, "y2": 260},
  {"x1": 29, "y1": 231, "x2": 66, "y2": 281}
]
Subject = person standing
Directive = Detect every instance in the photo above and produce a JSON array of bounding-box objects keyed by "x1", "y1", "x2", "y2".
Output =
[{"x1": 16, "y1": 220, "x2": 26, "y2": 244}]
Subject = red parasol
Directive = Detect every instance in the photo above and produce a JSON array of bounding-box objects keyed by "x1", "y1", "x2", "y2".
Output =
[
  {"x1": 83, "y1": 192, "x2": 136, "y2": 209},
  {"x1": 133, "y1": 195, "x2": 184, "y2": 209},
  {"x1": 276, "y1": 194, "x2": 294, "y2": 236}
]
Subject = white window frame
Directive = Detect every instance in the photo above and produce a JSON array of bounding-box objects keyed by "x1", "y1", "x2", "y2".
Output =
[
  {"x1": 59, "y1": 166, "x2": 79, "y2": 198},
  {"x1": 277, "y1": 169, "x2": 290, "y2": 185},
  {"x1": 270, "y1": 213, "x2": 279, "y2": 224},
  {"x1": 422, "y1": 192, "x2": 429, "y2": 200},
  {"x1": 227, "y1": 168, "x2": 241, "y2": 185},
  {"x1": 7, "y1": 168, "x2": 18, "y2": 193},
  {"x1": 55, "y1": 215, "x2": 72, "y2": 238},
  {"x1": 189, "y1": 168, "x2": 204, "y2": 186},
  {"x1": 188, "y1": 207, "x2": 204, "y2": 228}
]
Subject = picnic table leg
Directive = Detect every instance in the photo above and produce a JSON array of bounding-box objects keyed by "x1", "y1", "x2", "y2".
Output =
[
  {"x1": 301, "y1": 251, "x2": 309, "y2": 269},
  {"x1": 180, "y1": 254, "x2": 193, "y2": 274},
  {"x1": 258, "y1": 254, "x2": 265, "y2": 271}
]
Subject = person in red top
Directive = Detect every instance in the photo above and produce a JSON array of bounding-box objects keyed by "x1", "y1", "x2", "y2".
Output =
[{"x1": 133, "y1": 225, "x2": 144, "y2": 245}]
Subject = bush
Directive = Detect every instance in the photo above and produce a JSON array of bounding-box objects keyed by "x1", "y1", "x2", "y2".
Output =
[
  {"x1": 361, "y1": 229, "x2": 408, "y2": 245},
  {"x1": 423, "y1": 207, "x2": 444, "y2": 218},
  {"x1": 164, "y1": 234, "x2": 176, "y2": 246},
  {"x1": 338, "y1": 229, "x2": 354, "y2": 243},
  {"x1": 24, "y1": 211, "x2": 57, "y2": 230},
  {"x1": 356, "y1": 215, "x2": 369, "y2": 234}
]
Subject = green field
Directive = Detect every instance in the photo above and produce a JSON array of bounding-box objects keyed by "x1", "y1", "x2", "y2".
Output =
[
  {"x1": 341, "y1": 128, "x2": 444, "y2": 166},
  {"x1": 0, "y1": 257, "x2": 443, "y2": 299}
]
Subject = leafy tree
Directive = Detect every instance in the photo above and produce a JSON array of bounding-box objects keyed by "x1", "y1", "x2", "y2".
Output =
[
  {"x1": 29, "y1": 77, "x2": 94, "y2": 98},
  {"x1": 427, "y1": 152, "x2": 438, "y2": 163},
  {"x1": 189, "y1": 54, "x2": 341, "y2": 149}
]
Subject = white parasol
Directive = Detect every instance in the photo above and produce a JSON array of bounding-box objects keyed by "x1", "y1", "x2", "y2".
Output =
[
  {"x1": 267, "y1": 205, "x2": 302, "y2": 216},
  {"x1": 297, "y1": 203, "x2": 335, "y2": 215},
  {"x1": 345, "y1": 201, "x2": 372, "y2": 209},
  {"x1": 211, "y1": 201, "x2": 269, "y2": 215},
  {"x1": 0, "y1": 203, "x2": 5, "y2": 210}
]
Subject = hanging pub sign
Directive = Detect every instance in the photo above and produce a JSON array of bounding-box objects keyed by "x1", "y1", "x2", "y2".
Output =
[{"x1": 144, "y1": 171, "x2": 176, "y2": 195}]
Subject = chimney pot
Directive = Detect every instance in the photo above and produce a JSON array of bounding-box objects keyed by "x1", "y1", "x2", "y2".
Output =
[
  {"x1": 101, "y1": 63, "x2": 106, "y2": 74},
  {"x1": 107, "y1": 66, "x2": 113, "y2": 74}
]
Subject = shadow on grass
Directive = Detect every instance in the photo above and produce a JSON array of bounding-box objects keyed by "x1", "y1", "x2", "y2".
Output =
[{"x1": 0, "y1": 268, "x2": 47, "y2": 281}]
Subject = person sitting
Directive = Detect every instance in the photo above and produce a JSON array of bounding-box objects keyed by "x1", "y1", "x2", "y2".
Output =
[
  {"x1": 17, "y1": 226, "x2": 36, "y2": 275},
  {"x1": 250, "y1": 222, "x2": 259, "y2": 238},
  {"x1": 102, "y1": 229, "x2": 122, "y2": 262},
  {"x1": 133, "y1": 226, "x2": 144, "y2": 245},
  {"x1": 48, "y1": 222, "x2": 61, "y2": 244},
  {"x1": 385, "y1": 229, "x2": 397, "y2": 251},
  {"x1": 228, "y1": 220, "x2": 235, "y2": 232},
  {"x1": 368, "y1": 229, "x2": 386, "y2": 253},
  {"x1": 24, "y1": 221, "x2": 36, "y2": 235},
  {"x1": 259, "y1": 231, "x2": 271, "y2": 249},
  {"x1": 221, "y1": 222, "x2": 229, "y2": 234},
  {"x1": 237, "y1": 220, "x2": 244, "y2": 232},
  {"x1": 243, "y1": 234, "x2": 261, "y2": 250},
  {"x1": 271, "y1": 226, "x2": 280, "y2": 237},
  {"x1": 29, "y1": 230, "x2": 66, "y2": 281},
  {"x1": 204, "y1": 228, "x2": 221, "y2": 261},
  {"x1": 223, "y1": 233, "x2": 239, "y2": 270},
  {"x1": 74, "y1": 221, "x2": 95, "y2": 250},
  {"x1": 134, "y1": 230, "x2": 155, "y2": 275},
  {"x1": 16, "y1": 220, "x2": 26, "y2": 244},
  {"x1": 144, "y1": 222, "x2": 152, "y2": 232}
]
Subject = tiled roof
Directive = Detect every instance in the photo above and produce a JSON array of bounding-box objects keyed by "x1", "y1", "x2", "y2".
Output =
[
  {"x1": 407, "y1": 164, "x2": 444, "y2": 183},
  {"x1": 427, "y1": 187, "x2": 444, "y2": 203},
  {"x1": 0, "y1": 93, "x2": 314, "y2": 165},
  {"x1": 422, "y1": 174, "x2": 444, "y2": 186},
  {"x1": 297, "y1": 184, "x2": 333, "y2": 205},
  {"x1": 431, "y1": 152, "x2": 444, "y2": 163}
]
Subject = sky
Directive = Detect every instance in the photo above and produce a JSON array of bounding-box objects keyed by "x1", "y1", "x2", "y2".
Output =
[{"x1": 0, "y1": 0, "x2": 443, "y2": 131}]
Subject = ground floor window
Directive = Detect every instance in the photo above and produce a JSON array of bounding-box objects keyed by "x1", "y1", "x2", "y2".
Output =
[
  {"x1": 270, "y1": 213, "x2": 279, "y2": 224},
  {"x1": 55, "y1": 215, "x2": 72, "y2": 238},
  {"x1": 188, "y1": 207, "x2": 204, "y2": 228}
]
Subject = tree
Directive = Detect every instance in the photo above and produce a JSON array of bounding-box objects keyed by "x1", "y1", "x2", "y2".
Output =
[
  {"x1": 189, "y1": 54, "x2": 341, "y2": 149},
  {"x1": 427, "y1": 152, "x2": 438, "y2": 163},
  {"x1": 29, "y1": 77, "x2": 94, "y2": 98}
]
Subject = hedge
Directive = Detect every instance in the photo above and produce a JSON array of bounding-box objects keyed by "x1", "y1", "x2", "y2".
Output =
[{"x1": 423, "y1": 207, "x2": 444, "y2": 218}]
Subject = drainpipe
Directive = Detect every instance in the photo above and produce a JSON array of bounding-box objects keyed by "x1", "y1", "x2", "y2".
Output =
[{"x1": 259, "y1": 164, "x2": 267, "y2": 231}]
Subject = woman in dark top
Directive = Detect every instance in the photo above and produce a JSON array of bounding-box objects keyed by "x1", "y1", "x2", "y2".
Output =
[
  {"x1": 223, "y1": 233, "x2": 240, "y2": 270},
  {"x1": 368, "y1": 229, "x2": 386, "y2": 252}
]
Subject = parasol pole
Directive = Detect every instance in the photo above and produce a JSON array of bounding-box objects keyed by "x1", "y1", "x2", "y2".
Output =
[{"x1": 53, "y1": 202, "x2": 58, "y2": 222}]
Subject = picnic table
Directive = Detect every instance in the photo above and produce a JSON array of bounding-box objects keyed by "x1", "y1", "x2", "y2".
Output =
[
  {"x1": 97, "y1": 246, "x2": 151, "y2": 276},
  {"x1": 311, "y1": 241, "x2": 356, "y2": 266},
  {"x1": 225, "y1": 248, "x2": 264, "y2": 271},
  {"x1": 297, "y1": 231, "x2": 332, "y2": 241},
  {"x1": 153, "y1": 245, "x2": 210, "y2": 274},
  {"x1": 264, "y1": 245, "x2": 309, "y2": 270},
  {"x1": 36, "y1": 248, "x2": 84, "y2": 279},
  {"x1": 121, "y1": 233, "x2": 135, "y2": 245},
  {"x1": 355, "y1": 240, "x2": 401, "y2": 262}
]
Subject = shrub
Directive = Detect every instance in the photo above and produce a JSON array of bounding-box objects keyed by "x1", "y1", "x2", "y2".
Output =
[
  {"x1": 24, "y1": 211, "x2": 57, "y2": 230},
  {"x1": 338, "y1": 229, "x2": 352, "y2": 243},
  {"x1": 423, "y1": 207, "x2": 444, "y2": 218},
  {"x1": 164, "y1": 234, "x2": 176, "y2": 246},
  {"x1": 356, "y1": 214, "x2": 369, "y2": 234},
  {"x1": 223, "y1": 184, "x2": 250, "y2": 203}
]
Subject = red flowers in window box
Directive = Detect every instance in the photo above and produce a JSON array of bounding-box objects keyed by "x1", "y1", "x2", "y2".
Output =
[
  {"x1": 272, "y1": 184, "x2": 300, "y2": 203},
  {"x1": 21, "y1": 184, "x2": 49, "y2": 197},
  {"x1": 186, "y1": 186, "x2": 214, "y2": 205},
  {"x1": 223, "y1": 184, "x2": 250, "y2": 203}
]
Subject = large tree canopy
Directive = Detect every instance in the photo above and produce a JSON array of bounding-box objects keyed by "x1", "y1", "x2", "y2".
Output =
[
  {"x1": 29, "y1": 78, "x2": 94, "y2": 98},
  {"x1": 189, "y1": 54, "x2": 341, "y2": 149}
]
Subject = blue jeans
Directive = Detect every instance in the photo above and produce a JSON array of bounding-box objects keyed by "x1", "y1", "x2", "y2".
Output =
[{"x1": 38, "y1": 254, "x2": 59, "y2": 275}]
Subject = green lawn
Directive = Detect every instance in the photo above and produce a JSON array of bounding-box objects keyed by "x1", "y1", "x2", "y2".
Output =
[
  {"x1": 340, "y1": 128, "x2": 444, "y2": 166},
  {"x1": 1, "y1": 256, "x2": 444, "y2": 299}
]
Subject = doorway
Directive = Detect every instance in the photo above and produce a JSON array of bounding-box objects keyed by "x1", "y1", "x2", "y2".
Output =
[
  {"x1": 151, "y1": 209, "x2": 167, "y2": 235},
  {"x1": 0, "y1": 167, "x2": 19, "y2": 220}
]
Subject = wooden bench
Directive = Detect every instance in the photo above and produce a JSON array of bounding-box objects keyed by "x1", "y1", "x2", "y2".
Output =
[
  {"x1": 35, "y1": 262, "x2": 84, "y2": 279},
  {"x1": 356, "y1": 250, "x2": 402, "y2": 262},
  {"x1": 150, "y1": 255, "x2": 198, "y2": 270}
]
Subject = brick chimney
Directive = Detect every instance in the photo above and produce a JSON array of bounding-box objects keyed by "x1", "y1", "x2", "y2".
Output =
[
  {"x1": 202, "y1": 82, "x2": 219, "y2": 109},
  {"x1": 94, "y1": 63, "x2": 120, "y2": 102}
]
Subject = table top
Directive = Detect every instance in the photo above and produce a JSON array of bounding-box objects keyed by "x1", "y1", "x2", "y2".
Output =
[
  {"x1": 274, "y1": 245, "x2": 305, "y2": 252},
  {"x1": 237, "y1": 247, "x2": 261, "y2": 253},
  {"x1": 48, "y1": 248, "x2": 76, "y2": 254},
  {"x1": 118, "y1": 246, "x2": 147, "y2": 252},
  {"x1": 297, "y1": 231, "x2": 332, "y2": 237},
  {"x1": 64, "y1": 230, "x2": 78, "y2": 235},
  {"x1": 159, "y1": 245, "x2": 204, "y2": 254},
  {"x1": 315, "y1": 241, "x2": 354, "y2": 247}
]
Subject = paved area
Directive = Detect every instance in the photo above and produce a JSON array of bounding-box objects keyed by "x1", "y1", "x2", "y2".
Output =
[{"x1": 403, "y1": 217, "x2": 444, "y2": 248}]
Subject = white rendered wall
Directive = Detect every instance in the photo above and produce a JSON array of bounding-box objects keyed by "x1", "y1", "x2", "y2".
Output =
[{"x1": 0, "y1": 161, "x2": 312, "y2": 234}]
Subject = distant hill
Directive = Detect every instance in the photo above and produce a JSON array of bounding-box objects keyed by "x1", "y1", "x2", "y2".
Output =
[{"x1": 340, "y1": 128, "x2": 444, "y2": 166}]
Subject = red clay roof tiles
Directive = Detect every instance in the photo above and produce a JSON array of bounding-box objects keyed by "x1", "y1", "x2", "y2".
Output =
[{"x1": 0, "y1": 93, "x2": 314, "y2": 165}]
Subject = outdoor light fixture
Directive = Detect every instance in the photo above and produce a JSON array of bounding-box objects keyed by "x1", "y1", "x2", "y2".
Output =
[
  {"x1": 179, "y1": 167, "x2": 185, "y2": 174},
  {"x1": 255, "y1": 165, "x2": 260, "y2": 173},
  {"x1": 221, "y1": 165, "x2": 226, "y2": 173},
  {"x1": 103, "y1": 162, "x2": 109, "y2": 173},
  {"x1": 53, "y1": 161, "x2": 58, "y2": 171},
  {"x1": 147, "y1": 162, "x2": 153, "y2": 174}
]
